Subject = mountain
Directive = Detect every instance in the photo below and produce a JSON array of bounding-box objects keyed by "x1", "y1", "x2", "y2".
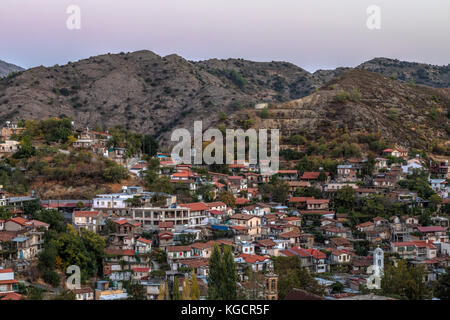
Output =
[
  {"x1": 0, "y1": 60, "x2": 24, "y2": 78},
  {"x1": 0, "y1": 50, "x2": 327, "y2": 142},
  {"x1": 226, "y1": 69, "x2": 450, "y2": 153},
  {"x1": 0, "y1": 50, "x2": 448, "y2": 145},
  {"x1": 356, "y1": 58, "x2": 450, "y2": 88}
]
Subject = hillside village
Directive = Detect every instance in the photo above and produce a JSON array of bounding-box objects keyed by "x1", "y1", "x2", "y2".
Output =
[{"x1": 0, "y1": 118, "x2": 449, "y2": 301}]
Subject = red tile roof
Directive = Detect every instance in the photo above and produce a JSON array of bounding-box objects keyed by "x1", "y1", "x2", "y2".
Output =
[
  {"x1": 230, "y1": 214, "x2": 257, "y2": 221},
  {"x1": 301, "y1": 172, "x2": 329, "y2": 180},
  {"x1": 356, "y1": 221, "x2": 374, "y2": 229},
  {"x1": 209, "y1": 210, "x2": 226, "y2": 215},
  {"x1": 206, "y1": 201, "x2": 226, "y2": 208},
  {"x1": 159, "y1": 231, "x2": 174, "y2": 239},
  {"x1": 104, "y1": 248, "x2": 135, "y2": 256},
  {"x1": 289, "y1": 197, "x2": 314, "y2": 203},
  {"x1": 7, "y1": 217, "x2": 30, "y2": 226},
  {"x1": 29, "y1": 220, "x2": 50, "y2": 228},
  {"x1": 392, "y1": 241, "x2": 436, "y2": 249},
  {"x1": 131, "y1": 163, "x2": 147, "y2": 170},
  {"x1": 191, "y1": 241, "x2": 216, "y2": 250},
  {"x1": 238, "y1": 253, "x2": 270, "y2": 263},
  {"x1": 0, "y1": 279, "x2": 18, "y2": 285},
  {"x1": 74, "y1": 211, "x2": 99, "y2": 218},
  {"x1": 179, "y1": 202, "x2": 209, "y2": 211},
  {"x1": 306, "y1": 248, "x2": 326, "y2": 259},
  {"x1": 137, "y1": 237, "x2": 152, "y2": 244},
  {"x1": 158, "y1": 221, "x2": 174, "y2": 228},
  {"x1": 167, "y1": 245, "x2": 191, "y2": 252},
  {"x1": 172, "y1": 171, "x2": 192, "y2": 178},
  {"x1": 257, "y1": 239, "x2": 277, "y2": 247},
  {"x1": 235, "y1": 198, "x2": 249, "y2": 205},
  {"x1": 277, "y1": 170, "x2": 298, "y2": 174},
  {"x1": 300, "y1": 210, "x2": 335, "y2": 215},
  {"x1": 417, "y1": 226, "x2": 446, "y2": 233},
  {"x1": 132, "y1": 267, "x2": 151, "y2": 273},
  {"x1": 0, "y1": 292, "x2": 22, "y2": 300},
  {"x1": 279, "y1": 231, "x2": 301, "y2": 239},
  {"x1": 228, "y1": 176, "x2": 244, "y2": 180},
  {"x1": 281, "y1": 247, "x2": 310, "y2": 257},
  {"x1": 307, "y1": 199, "x2": 330, "y2": 205},
  {"x1": 0, "y1": 268, "x2": 14, "y2": 274}
]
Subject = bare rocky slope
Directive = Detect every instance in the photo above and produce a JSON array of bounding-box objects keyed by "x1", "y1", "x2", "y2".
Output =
[
  {"x1": 0, "y1": 60, "x2": 24, "y2": 78},
  {"x1": 227, "y1": 69, "x2": 450, "y2": 152}
]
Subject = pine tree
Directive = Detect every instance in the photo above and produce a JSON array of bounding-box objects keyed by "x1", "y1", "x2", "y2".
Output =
[
  {"x1": 173, "y1": 276, "x2": 180, "y2": 300},
  {"x1": 191, "y1": 271, "x2": 200, "y2": 300}
]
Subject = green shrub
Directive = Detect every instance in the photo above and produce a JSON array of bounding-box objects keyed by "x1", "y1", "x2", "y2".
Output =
[{"x1": 336, "y1": 90, "x2": 350, "y2": 102}]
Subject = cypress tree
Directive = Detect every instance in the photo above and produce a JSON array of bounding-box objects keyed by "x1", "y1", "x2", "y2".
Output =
[
  {"x1": 207, "y1": 243, "x2": 224, "y2": 299},
  {"x1": 191, "y1": 271, "x2": 200, "y2": 300},
  {"x1": 222, "y1": 245, "x2": 237, "y2": 300},
  {"x1": 181, "y1": 277, "x2": 192, "y2": 300},
  {"x1": 173, "y1": 276, "x2": 180, "y2": 300}
]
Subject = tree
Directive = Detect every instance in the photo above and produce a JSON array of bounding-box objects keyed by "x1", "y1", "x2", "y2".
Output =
[
  {"x1": 218, "y1": 190, "x2": 235, "y2": 208},
  {"x1": 80, "y1": 229, "x2": 106, "y2": 276},
  {"x1": 124, "y1": 196, "x2": 143, "y2": 207},
  {"x1": 207, "y1": 244, "x2": 237, "y2": 300},
  {"x1": 331, "y1": 281, "x2": 344, "y2": 294},
  {"x1": 259, "y1": 176, "x2": 289, "y2": 203},
  {"x1": 14, "y1": 134, "x2": 35, "y2": 159},
  {"x1": 271, "y1": 178, "x2": 289, "y2": 203},
  {"x1": 181, "y1": 277, "x2": 192, "y2": 300},
  {"x1": 317, "y1": 171, "x2": 327, "y2": 182},
  {"x1": 103, "y1": 162, "x2": 128, "y2": 183},
  {"x1": 429, "y1": 194, "x2": 442, "y2": 212},
  {"x1": 43, "y1": 270, "x2": 61, "y2": 287},
  {"x1": 142, "y1": 134, "x2": 158, "y2": 157},
  {"x1": 273, "y1": 256, "x2": 325, "y2": 300},
  {"x1": 435, "y1": 267, "x2": 450, "y2": 300},
  {"x1": 334, "y1": 186, "x2": 356, "y2": 210},
  {"x1": 222, "y1": 245, "x2": 237, "y2": 300},
  {"x1": 30, "y1": 209, "x2": 67, "y2": 233},
  {"x1": 158, "y1": 281, "x2": 170, "y2": 300},
  {"x1": 381, "y1": 259, "x2": 429, "y2": 300},
  {"x1": 53, "y1": 290, "x2": 76, "y2": 300},
  {"x1": 294, "y1": 187, "x2": 322, "y2": 198},
  {"x1": 196, "y1": 183, "x2": 216, "y2": 202},
  {"x1": 228, "y1": 70, "x2": 246, "y2": 88},
  {"x1": 207, "y1": 244, "x2": 225, "y2": 300},
  {"x1": 260, "y1": 107, "x2": 269, "y2": 119},
  {"x1": 173, "y1": 276, "x2": 181, "y2": 300},
  {"x1": 23, "y1": 199, "x2": 41, "y2": 216},
  {"x1": 361, "y1": 153, "x2": 376, "y2": 176},
  {"x1": 126, "y1": 281, "x2": 146, "y2": 300},
  {"x1": 148, "y1": 176, "x2": 175, "y2": 194},
  {"x1": 191, "y1": 271, "x2": 200, "y2": 300},
  {"x1": 27, "y1": 287, "x2": 44, "y2": 300},
  {"x1": 218, "y1": 111, "x2": 227, "y2": 121}
]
